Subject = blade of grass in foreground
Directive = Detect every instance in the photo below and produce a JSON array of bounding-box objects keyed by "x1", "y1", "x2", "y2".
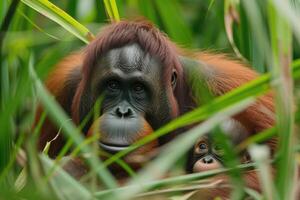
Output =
[
  {"x1": 268, "y1": 1, "x2": 296, "y2": 199},
  {"x1": 95, "y1": 162, "x2": 255, "y2": 198},
  {"x1": 249, "y1": 145, "x2": 276, "y2": 200},
  {"x1": 0, "y1": 0, "x2": 20, "y2": 178},
  {"x1": 41, "y1": 155, "x2": 92, "y2": 200},
  {"x1": 28, "y1": 55, "x2": 118, "y2": 190},
  {"x1": 99, "y1": 97, "x2": 255, "y2": 199},
  {"x1": 0, "y1": 62, "x2": 32, "y2": 182},
  {"x1": 21, "y1": 0, "x2": 94, "y2": 43},
  {"x1": 103, "y1": 0, "x2": 120, "y2": 22}
]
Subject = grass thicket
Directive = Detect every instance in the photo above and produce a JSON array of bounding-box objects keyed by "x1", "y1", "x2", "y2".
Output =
[{"x1": 0, "y1": 0, "x2": 300, "y2": 199}]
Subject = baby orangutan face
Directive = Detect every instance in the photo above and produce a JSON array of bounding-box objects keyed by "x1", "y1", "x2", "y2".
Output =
[
  {"x1": 192, "y1": 137, "x2": 223, "y2": 172},
  {"x1": 187, "y1": 119, "x2": 251, "y2": 173},
  {"x1": 191, "y1": 136, "x2": 251, "y2": 173}
]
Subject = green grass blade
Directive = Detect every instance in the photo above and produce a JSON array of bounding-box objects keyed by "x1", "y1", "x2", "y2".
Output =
[
  {"x1": 28, "y1": 55, "x2": 118, "y2": 190},
  {"x1": 153, "y1": 0, "x2": 193, "y2": 46},
  {"x1": 237, "y1": 127, "x2": 276, "y2": 152},
  {"x1": 249, "y1": 145, "x2": 277, "y2": 200},
  {"x1": 41, "y1": 155, "x2": 93, "y2": 200},
  {"x1": 17, "y1": 10, "x2": 60, "y2": 40},
  {"x1": 21, "y1": 0, "x2": 94, "y2": 43},
  {"x1": 95, "y1": 163, "x2": 256, "y2": 198},
  {"x1": 103, "y1": 0, "x2": 120, "y2": 22},
  {"x1": 268, "y1": 1, "x2": 296, "y2": 199}
]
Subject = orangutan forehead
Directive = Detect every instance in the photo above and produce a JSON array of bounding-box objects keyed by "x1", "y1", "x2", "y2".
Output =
[{"x1": 105, "y1": 43, "x2": 162, "y2": 74}]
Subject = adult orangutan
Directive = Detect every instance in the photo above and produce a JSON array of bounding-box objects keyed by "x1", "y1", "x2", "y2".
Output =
[
  {"x1": 35, "y1": 20, "x2": 276, "y2": 197},
  {"x1": 37, "y1": 20, "x2": 275, "y2": 154}
]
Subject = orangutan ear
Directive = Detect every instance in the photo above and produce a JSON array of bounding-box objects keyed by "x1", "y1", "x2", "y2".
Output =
[{"x1": 171, "y1": 69, "x2": 177, "y2": 90}]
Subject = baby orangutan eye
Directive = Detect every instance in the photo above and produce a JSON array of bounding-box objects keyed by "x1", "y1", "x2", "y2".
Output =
[
  {"x1": 199, "y1": 143, "x2": 207, "y2": 150},
  {"x1": 194, "y1": 141, "x2": 208, "y2": 154}
]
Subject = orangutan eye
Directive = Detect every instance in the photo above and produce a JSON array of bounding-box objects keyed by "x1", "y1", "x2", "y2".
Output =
[
  {"x1": 107, "y1": 80, "x2": 120, "y2": 91},
  {"x1": 195, "y1": 141, "x2": 208, "y2": 155},
  {"x1": 133, "y1": 83, "x2": 145, "y2": 93},
  {"x1": 199, "y1": 143, "x2": 207, "y2": 150}
]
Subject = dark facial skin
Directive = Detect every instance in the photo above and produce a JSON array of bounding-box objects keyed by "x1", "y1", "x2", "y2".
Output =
[{"x1": 80, "y1": 43, "x2": 178, "y2": 152}]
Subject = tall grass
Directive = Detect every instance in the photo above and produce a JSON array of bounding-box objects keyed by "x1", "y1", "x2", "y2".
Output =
[{"x1": 0, "y1": 0, "x2": 299, "y2": 199}]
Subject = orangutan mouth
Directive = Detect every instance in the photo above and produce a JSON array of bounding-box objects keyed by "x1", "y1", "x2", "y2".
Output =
[{"x1": 99, "y1": 142, "x2": 129, "y2": 153}]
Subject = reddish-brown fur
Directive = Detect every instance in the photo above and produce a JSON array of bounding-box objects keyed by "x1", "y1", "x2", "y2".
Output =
[{"x1": 35, "y1": 21, "x2": 276, "y2": 198}]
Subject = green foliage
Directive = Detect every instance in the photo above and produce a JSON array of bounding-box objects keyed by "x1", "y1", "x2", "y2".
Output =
[{"x1": 1, "y1": 0, "x2": 300, "y2": 199}]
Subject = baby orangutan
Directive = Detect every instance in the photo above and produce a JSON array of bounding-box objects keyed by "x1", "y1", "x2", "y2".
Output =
[
  {"x1": 188, "y1": 135, "x2": 251, "y2": 173},
  {"x1": 184, "y1": 119, "x2": 266, "y2": 199},
  {"x1": 186, "y1": 119, "x2": 251, "y2": 173}
]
